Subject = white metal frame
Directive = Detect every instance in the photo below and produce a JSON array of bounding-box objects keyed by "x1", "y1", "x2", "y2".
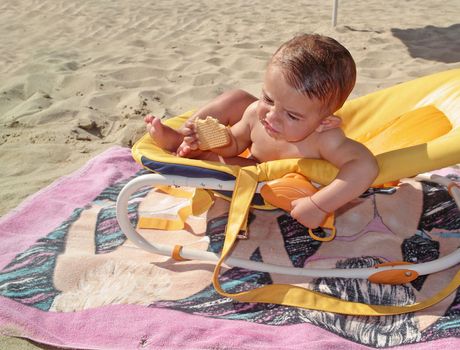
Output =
[{"x1": 116, "y1": 173, "x2": 460, "y2": 282}]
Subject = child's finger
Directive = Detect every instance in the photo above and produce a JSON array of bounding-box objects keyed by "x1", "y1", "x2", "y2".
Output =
[
  {"x1": 144, "y1": 114, "x2": 154, "y2": 123},
  {"x1": 183, "y1": 135, "x2": 197, "y2": 143},
  {"x1": 182, "y1": 127, "x2": 195, "y2": 136},
  {"x1": 185, "y1": 117, "x2": 198, "y2": 128},
  {"x1": 183, "y1": 136, "x2": 199, "y2": 150},
  {"x1": 178, "y1": 144, "x2": 192, "y2": 157}
]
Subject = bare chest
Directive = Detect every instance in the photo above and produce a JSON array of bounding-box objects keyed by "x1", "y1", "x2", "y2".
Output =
[{"x1": 249, "y1": 124, "x2": 320, "y2": 162}]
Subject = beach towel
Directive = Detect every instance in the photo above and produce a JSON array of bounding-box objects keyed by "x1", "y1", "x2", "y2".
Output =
[{"x1": 1, "y1": 146, "x2": 460, "y2": 349}]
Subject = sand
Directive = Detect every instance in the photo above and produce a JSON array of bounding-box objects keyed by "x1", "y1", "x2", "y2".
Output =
[
  {"x1": 0, "y1": 1, "x2": 460, "y2": 348},
  {"x1": 1, "y1": 0, "x2": 460, "y2": 217}
]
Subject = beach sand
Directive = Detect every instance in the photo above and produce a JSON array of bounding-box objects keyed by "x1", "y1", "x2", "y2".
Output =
[{"x1": 1, "y1": 0, "x2": 460, "y2": 348}]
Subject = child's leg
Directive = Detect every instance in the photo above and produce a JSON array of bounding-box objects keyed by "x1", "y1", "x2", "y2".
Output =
[{"x1": 190, "y1": 89, "x2": 257, "y2": 125}]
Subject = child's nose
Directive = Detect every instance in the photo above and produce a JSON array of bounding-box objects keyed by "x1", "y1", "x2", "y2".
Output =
[{"x1": 266, "y1": 105, "x2": 280, "y2": 122}]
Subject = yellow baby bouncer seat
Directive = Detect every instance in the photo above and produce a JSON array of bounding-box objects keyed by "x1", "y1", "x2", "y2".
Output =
[{"x1": 117, "y1": 68, "x2": 460, "y2": 316}]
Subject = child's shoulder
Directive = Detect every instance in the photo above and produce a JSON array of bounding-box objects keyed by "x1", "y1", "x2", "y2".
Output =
[
  {"x1": 241, "y1": 100, "x2": 259, "y2": 124},
  {"x1": 317, "y1": 127, "x2": 371, "y2": 159},
  {"x1": 243, "y1": 100, "x2": 259, "y2": 115},
  {"x1": 316, "y1": 126, "x2": 347, "y2": 145},
  {"x1": 316, "y1": 127, "x2": 356, "y2": 153}
]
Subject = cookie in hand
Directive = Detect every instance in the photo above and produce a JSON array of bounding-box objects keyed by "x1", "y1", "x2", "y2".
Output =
[{"x1": 195, "y1": 116, "x2": 231, "y2": 150}]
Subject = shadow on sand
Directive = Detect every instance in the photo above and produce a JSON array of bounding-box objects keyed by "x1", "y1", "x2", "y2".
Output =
[{"x1": 391, "y1": 24, "x2": 460, "y2": 63}]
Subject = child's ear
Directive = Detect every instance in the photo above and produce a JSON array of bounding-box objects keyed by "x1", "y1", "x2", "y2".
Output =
[{"x1": 315, "y1": 115, "x2": 342, "y2": 133}]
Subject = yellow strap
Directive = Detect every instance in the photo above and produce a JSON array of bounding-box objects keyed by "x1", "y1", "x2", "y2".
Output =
[
  {"x1": 172, "y1": 245, "x2": 188, "y2": 261},
  {"x1": 212, "y1": 165, "x2": 460, "y2": 316},
  {"x1": 138, "y1": 187, "x2": 213, "y2": 230},
  {"x1": 213, "y1": 272, "x2": 460, "y2": 315}
]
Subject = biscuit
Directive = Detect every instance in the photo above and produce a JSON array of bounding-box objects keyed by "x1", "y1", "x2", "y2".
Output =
[{"x1": 195, "y1": 116, "x2": 231, "y2": 150}]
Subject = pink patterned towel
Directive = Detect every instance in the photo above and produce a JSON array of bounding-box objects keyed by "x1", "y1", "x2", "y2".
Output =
[{"x1": 1, "y1": 146, "x2": 460, "y2": 350}]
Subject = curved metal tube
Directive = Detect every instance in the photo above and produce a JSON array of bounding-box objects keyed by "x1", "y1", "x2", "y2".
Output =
[{"x1": 116, "y1": 173, "x2": 460, "y2": 280}]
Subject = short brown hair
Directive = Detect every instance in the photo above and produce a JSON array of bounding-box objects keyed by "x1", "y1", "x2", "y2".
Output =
[{"x1": 271, "y1": 34, "x2": 356, "y2": 114}]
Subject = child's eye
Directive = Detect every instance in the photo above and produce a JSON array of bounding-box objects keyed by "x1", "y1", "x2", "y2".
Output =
[
  {"x1": 262, "y1": 94, "x2": 273, "y2": 104},
  {"x1": 287, "y1": 113, "x2": 300, "y2": 121}
]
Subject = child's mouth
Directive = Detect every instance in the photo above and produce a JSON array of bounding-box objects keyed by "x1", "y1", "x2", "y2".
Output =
[{"x1": 261, "y1": 119, "x2": 280, "y2": 136}]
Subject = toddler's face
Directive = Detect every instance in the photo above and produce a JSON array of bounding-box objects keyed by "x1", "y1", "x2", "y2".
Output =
[{"x1": 257, "y1": 64, "x2": 327, "y2": 142}]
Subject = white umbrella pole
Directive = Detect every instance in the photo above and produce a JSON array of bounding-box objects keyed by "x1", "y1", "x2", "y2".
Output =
[{"x1": 332, "y1": 0, "x2": 339, "y2": 27}]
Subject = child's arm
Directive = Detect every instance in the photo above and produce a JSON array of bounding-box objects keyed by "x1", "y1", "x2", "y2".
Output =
[{"x1": 290, "y1": 129, "x2": 379, "y2": 228}]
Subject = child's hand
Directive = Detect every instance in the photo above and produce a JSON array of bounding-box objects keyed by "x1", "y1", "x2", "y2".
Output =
[
  {"x1": 176, "y1": 118, "x2": 199, "y2": 157},
  {"x1": 290, "y1": 196, "x2": 327, "y2": 228}
]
